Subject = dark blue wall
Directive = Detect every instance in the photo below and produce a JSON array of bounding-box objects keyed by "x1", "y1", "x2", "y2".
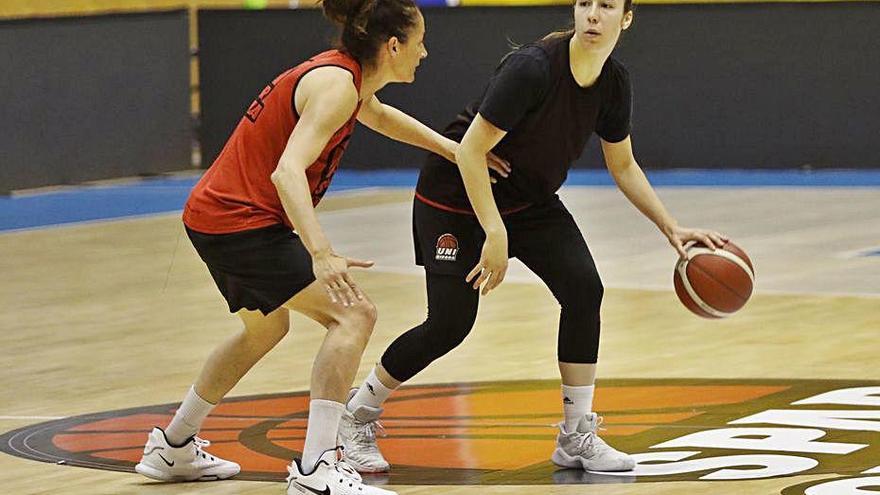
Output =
[
  {"x1": 198, "y1": 4, "x2": 880, "y2": 171},
  {"x1": 0, "y1": 10, "x2": 192, "y2": 193}
]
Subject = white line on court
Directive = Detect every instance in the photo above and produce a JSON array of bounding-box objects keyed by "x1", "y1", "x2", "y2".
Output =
[{"x1": 0, "y1": 416, "x2": 65, "y2": 421}]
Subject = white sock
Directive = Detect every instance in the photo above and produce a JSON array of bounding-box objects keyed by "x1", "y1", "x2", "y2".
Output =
[
  {"x1": 165, "y1": 386, "x2": 216, "y2": 446},
  {"x1": 562, "y1": 384, "x2": 595, "y2": 433},
  {"x1": 301, "y1": 399, "x2": 345, "y2": 471},
  {"x1": 347, "y1": 368, "x2": 395, "y2": 412}
]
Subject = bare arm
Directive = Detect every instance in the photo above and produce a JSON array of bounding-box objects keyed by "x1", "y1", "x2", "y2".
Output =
[
  {"x1": 358, "y1": 96, "x2": 510, "y2": 179},
  {"x1": 601, "y1": 136, "x2": 726, "y2": 257},
  {"x1": 456, "y1": 114, "x2": 510, "y2": 294},
  {"x1": 358, "y1": 95, "x2": 457, "y2": 162},
  {"x1": 271, "y1": 67, "x2": 372, "y2": 305}
]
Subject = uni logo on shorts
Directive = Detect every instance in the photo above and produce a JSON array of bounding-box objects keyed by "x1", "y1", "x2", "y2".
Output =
[{"x1": 435, "y1": 233, "x2": 459, "y2": 262}]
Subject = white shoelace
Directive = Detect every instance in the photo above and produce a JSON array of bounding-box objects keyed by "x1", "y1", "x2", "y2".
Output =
[
  {"x1": 572, "y1": 416, "x2": 607, "y2": 454},
  {"x1": 354, "y1": 419, "x2": 386, "y2": 447}
]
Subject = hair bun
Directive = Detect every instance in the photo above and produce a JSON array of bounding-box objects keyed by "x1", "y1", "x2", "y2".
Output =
[{"x1": 322, "y1": 0, "x2": 375, "y2": 27}]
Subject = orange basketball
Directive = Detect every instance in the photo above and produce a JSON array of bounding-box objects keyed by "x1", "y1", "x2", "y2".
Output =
[{"x1": 673, "y1": 240, "x2": 754, "y2": 319}]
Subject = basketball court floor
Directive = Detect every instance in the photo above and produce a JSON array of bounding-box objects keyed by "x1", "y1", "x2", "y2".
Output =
[{"x1": 1, "y1": 171, "x2": 878, "y2": 494}]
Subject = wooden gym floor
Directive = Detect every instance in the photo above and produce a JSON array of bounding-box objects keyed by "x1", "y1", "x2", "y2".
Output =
[{"x1": 1, "y1": 182, "x2": 878, "y2": 494}]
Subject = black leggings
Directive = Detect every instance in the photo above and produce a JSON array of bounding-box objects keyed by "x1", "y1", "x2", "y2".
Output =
[{"x1": 382, "y1": 198, "x2": 604, "y2": 382}]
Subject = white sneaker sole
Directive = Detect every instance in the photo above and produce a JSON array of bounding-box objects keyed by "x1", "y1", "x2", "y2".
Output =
[
  {"x1": 344, "y1": 457, "x2": 391, "y2": 473},
  {"x1": 134, "y1": 461, "x2": 239, "y2": 482},
  {"x1": 551, "y1": 448, "x2": 635, "y2": 472}
]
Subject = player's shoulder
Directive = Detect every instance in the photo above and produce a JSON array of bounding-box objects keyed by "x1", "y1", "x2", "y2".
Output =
[
  {"x1": 301, "y1": 65, "x2": 355, "y2": 89},
  {"x1": 503, "y1": 43, "x2": 552, "y2": 69},
  {"x1": 603, "y1": 56, "x2": 631, "y2": 82},
  {"x1": 598, "y1": 56, "x2": 632, "y2": 99},
  {"x1": 299, "y1": 66, "x2": 358, "y2": 104},
  {"x1": 496, "y1": 43, "x2": 552, "y2": 88},
  {"x1": 295, "y1": 66, "x2": 358, "y2": 126}
]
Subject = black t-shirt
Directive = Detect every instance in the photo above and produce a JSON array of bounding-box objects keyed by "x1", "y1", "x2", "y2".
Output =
[{"x1": 416, "y1": 34, "x2": 633, "y2": 213}]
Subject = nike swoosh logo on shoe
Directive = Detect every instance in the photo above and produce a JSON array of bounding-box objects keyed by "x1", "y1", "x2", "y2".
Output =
[
  {"x1": 157, "y1": 453, "x2": 175, "y2": 467},
  {"x1": 144, "y1": 446, "x2": 165, "y2": 456},
  {"x1": 296, "y1": 482, "x2": 331, "y2": 495}
]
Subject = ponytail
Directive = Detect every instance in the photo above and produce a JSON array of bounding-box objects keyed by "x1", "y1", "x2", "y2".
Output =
[{"x1": 321, "y1": 0, "x2": 420, "y2": 68}]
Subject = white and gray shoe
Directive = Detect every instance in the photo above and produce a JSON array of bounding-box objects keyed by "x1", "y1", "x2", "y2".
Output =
[
  {"x1": 550, "y1": 413, "x2": 635, "y2": 472},
  {"x1": 287, "y1": 447, "x2": 396, "y2": 495},
  {"x1": 135, "y1": 427, "x2": 240, "y2": 481},
  {"x1": 338, "y1": 390, "x2": 390, "y2": 473}
]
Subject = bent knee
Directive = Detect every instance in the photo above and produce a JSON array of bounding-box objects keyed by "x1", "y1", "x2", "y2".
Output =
[
  {"x1": 423, "y1": 316, "x2": 474, "y2": 354},
  {"x1": 559, "y1": 272, "x2": 604, "y2": 308},
  {"x1": 334, "y1": 298, "x2": 377, "y2": 332}
]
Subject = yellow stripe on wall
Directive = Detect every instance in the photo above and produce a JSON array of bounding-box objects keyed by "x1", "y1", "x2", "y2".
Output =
[
  {"x1": 0, "y1": 0, "x2": 321, "y2": 20},
  {"x1": 457, "y1": 0, "x2": 571, "y2": 5},
  {"x1": 459, "y1": 0, "x2": 875, "y2": 5}
]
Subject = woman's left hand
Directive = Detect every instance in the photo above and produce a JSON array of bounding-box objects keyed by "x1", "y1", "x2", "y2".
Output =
[{"x1": 666, "y1": 225, "x2": 728, "y2": 259}]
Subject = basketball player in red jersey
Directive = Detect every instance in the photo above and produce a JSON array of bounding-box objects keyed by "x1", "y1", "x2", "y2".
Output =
[
  {"x1": 134, "y1": 1, "x2": 507, "y2": 494},
  {"x1": 341, "y1": 0, "x2": 726, "y2": 476}
]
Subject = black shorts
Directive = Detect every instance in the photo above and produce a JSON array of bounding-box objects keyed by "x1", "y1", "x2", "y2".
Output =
[
  {"x1": 413, "y1": 194, "x2": 594, "y2": 278},
  {"x1": 186, "y1": 224, "x2": 316, "y2": 315}
]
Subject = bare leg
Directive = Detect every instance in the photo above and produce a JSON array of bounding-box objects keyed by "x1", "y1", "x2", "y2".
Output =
[
  {"x1": 282, "y1": 280, "x2": 378, "y2": 468},
  {"x1": 558, "y1": 362, "x2": 596, "y2": 386},
  {"x1": 193, "y1": 308, "x2": 290, "y2": 403},
  {"x1": 284, "y1": 281, "x2": 378, "y2": 402},
  {"x1": 375, "y1": 363, "x2": 402, "y2": 389}
]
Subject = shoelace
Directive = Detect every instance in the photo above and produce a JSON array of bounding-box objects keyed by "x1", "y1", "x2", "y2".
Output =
[
  {"x1": 574, "y1": 431, "x2": 596, "y2": 453},
  {"x1": 572, "y1": 416, "x2": 606, "y2": 454},
  {"x1": 354, "y1": 419, "x2": 386, "y2": 445},
  {"x1": 334, "y1": 457, "x2": 363, "y2": 482},
  {"x1": 193, "y1": 437, "x2": 216, "y2": 462}
]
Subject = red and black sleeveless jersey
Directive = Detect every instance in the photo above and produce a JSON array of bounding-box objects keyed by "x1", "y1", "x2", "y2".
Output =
[{"x1": 183, "y1": 50, "x2": 363, "y2": 234}]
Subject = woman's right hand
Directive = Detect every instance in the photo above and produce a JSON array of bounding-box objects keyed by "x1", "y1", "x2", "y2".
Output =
[
  {"x1": 466, "y1": 230, "x2": 509, "y2": 295},
  {"x1": 312, "y1": 250, "x2": 374, "y2": 306}
]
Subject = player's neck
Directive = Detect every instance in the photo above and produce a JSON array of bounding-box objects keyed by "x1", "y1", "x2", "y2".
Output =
[
  {"x1": 568, "y1": 36, "x2": 611, "y2": 88},
  {"x1": 359, "y1": 67, "x2": 389, "y2": 101}
]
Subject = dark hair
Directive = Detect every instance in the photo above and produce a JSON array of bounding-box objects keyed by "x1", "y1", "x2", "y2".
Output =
[
  {"x1": 543, "y1": 0, "x2": 634, "y2": 42},
  {"x1": 322, "y1": 0, "x2": 421, "y2": 68}
]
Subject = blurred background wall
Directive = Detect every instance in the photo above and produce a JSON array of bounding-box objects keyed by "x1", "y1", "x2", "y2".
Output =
[{"x1": 2, "y1": 0, "x2": 878, "y2": 192}]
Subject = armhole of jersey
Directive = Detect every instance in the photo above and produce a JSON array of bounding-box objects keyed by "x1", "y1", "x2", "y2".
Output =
[{"x1": 290, "y1": 64, "x2": 359, "y2": 121}]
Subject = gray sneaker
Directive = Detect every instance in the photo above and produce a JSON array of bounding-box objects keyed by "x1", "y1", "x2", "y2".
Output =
[
  {"x1": 338, "y1": 390, "x2": 390, "y2": 473},
  {"x1": 550, "y1": 413, "x2": 635, "y2": 472}
]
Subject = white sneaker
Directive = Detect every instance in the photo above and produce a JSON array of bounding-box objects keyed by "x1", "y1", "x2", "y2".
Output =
[
  {"x1": 135, "y1": 427, "x2": 240, "y2": 481},
  {"x1": 287, "y1": 447, "x2": 397, "y2": 495},
  {"x1": 550, "y1": 413, "x2": 635, "y2": 472},
  {"x1": 338, "y1": 390, "x2": 390, "y2": 473}
]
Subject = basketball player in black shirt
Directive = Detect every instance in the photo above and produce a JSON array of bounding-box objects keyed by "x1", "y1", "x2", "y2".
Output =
[{"x1": 341, "y1": 0, "x2": 726, "y2": 473}]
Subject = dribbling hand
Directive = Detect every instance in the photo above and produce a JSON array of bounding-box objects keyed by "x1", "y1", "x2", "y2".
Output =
[
  {"x1": 666, "y1": 225, "x2": 728, "y2": 259},
  {"x1": 312, "y1": 250, "x2": 374, "y2": 306}
]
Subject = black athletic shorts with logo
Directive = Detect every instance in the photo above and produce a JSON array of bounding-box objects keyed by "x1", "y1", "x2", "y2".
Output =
[
  {"x1": 186, "y1": 224, "x2": 316, "y2": 315},
  {"x1": 413, "y1": 194, "x2": 598, "y2": 280}
]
